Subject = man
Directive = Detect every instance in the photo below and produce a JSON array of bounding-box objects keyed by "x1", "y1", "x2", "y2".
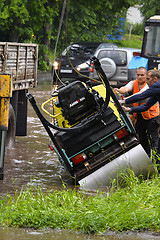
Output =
[
  {"x1": 120, "y1": 69, "x2": 160, "y2": 155},
  {"x1": 115, "y1": 67, "x2": 149, "y2": 126},
  {"x1": 115, "y1": 67, "x2": 148, "y2": 95},
  {"x1": 116, "y1": 67, "x2": 159, "y2": 156}
]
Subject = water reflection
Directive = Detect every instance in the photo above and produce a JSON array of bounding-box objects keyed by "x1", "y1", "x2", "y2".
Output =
[{"x1": 0, "y1": 80, "x2": 159, "y2": 240}]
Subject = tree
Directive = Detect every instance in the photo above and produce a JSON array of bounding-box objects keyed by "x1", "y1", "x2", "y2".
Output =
[
  {"x1": 52, "y1": 0, "x2": 140, "y2": 53},
  {"x1": 139, "y1": 0, "x2": 160, "y2": 20},
  {"x1": 0, "y1": 0, "x2": 140, "y2": 69},
  {"x1": 0, "y1": 0, "x2": 30, "y2": 41}
]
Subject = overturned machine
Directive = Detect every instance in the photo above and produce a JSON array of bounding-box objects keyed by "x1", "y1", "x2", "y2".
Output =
[{"x1": 27, "y1": 57, "x2": 155, "y2": 190}]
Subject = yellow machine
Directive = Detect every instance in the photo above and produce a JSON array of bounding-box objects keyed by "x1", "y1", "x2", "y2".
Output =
[
  {"x1": 27, "y1": 57, "x2": 155, "y2": 190},
  {"x1": 42, "y1": 84, "x2": 121, "y2": 129}
]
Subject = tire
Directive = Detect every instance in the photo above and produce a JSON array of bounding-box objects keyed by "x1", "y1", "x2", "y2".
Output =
[
  {"x1": 99, "y1": 57, "x2": 116, "y2": 78},
  {"x1": 6, "y1": 104, "x2": 16, "y2": 148}
]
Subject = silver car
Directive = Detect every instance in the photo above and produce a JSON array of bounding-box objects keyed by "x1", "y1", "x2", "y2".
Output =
[{"x1": 89, "y1": 47, "x2": 141, "y2": 87}]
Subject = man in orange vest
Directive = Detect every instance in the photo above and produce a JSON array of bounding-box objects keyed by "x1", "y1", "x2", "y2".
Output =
[{"x1": 115, "y1": 67, "x2": 159, "y2": 156}]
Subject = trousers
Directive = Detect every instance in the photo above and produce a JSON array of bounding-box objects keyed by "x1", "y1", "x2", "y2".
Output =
[{"x1": 135, "y1": 114, "x2": 160, "y2": 156}]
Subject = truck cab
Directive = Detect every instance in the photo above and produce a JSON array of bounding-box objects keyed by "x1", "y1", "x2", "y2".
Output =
[{"x1": 141, "y1": 15, "x2": 160, "y2": 70}]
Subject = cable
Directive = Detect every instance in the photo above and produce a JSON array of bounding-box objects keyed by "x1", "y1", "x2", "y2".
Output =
[
  {"x1": 53, "y1": 0, "x2": 67, "y2": 65},
  {"x1": 66, "y1": 49, "x2": 102, "y2": 84}
]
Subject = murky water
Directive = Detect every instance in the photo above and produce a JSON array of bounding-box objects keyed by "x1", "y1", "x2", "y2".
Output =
[
  {"x1": 0, "y1": 80, "x2": 160, "y2": 240},
  {"x1": 0, "y1": 80, "x2": 72, "y2": 195},
  {"x1": 0, "y1": 227, "x2": 160, "y2": 240}
]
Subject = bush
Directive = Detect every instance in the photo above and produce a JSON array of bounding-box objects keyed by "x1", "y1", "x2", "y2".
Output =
[{"x1": 131, "y1": 23, "x2": 145, "y2": 36}]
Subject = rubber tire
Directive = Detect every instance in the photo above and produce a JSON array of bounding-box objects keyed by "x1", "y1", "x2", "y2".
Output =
[
  {"x1": 99, "y1": 57, "x2": 116, "y2": 78},
  {"x1": 6, "y1": 104, "x2": 16, "y2": 148}
]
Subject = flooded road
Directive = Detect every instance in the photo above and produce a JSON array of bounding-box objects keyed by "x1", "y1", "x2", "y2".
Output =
[
  {"x1": 0, "y1": 79, "x2": 160, "y2": 240},
  {"x1": 0, "y1": 80, "x2": 72, "y2": 195}
]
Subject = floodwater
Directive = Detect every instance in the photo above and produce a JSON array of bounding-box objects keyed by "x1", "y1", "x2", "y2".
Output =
[
  {"x1": 0, "y1": 80, "x2": 72, "y2": 195},
  {"x1": 0, "y1": 79, "x2": 160, "y2": 240}
]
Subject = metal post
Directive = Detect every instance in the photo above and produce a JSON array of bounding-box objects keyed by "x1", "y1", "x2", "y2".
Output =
[{"x1": 0, "y1": 74, "x2": 12, "y2": 180}]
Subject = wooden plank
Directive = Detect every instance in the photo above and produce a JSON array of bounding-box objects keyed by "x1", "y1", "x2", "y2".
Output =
[{"x1": 0, "y1": 42, "x2": 38, "y2": 89}]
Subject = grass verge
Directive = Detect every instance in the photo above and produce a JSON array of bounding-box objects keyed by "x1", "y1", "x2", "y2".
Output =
[
  {"x1": 113, "y1": 34, "x2": 143, "y2": 49},
  {"x1": 0, "y1": 170, "x2": 160, "y2": 235}
]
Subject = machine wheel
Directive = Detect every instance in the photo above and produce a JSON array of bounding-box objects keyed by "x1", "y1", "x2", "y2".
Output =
[{"x1": 6, "y1": 104, "x2": 16, "y2": 148}]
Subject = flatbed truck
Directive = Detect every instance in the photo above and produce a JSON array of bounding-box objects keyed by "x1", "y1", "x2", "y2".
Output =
[{"x1": 0, "y1": 42, "x2": 38, "y2": 179}]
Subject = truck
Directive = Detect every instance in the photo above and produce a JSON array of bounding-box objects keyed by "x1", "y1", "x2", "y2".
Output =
[
  {"x1": 141, "y1": 15, "x2": 160, "y2": 70},
  {"x1": 129, "y1": 15, "x2": 160, "y2": 72},
  {"x1": 0, "y1": 42, "x2": 38, "y2": 180}
]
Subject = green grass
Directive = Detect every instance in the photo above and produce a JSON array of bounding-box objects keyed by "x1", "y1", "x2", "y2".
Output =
[
  {"x1": 0, "y1": 168, "x2": 160, "y2": 235},
  {"x1": 113, "y1": 34, "x2": 143, "y2": 49}
]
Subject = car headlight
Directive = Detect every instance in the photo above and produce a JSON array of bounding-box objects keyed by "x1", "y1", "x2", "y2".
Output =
[{"x1": 53, "y1": 61, "x2": 59, "y2": 70}]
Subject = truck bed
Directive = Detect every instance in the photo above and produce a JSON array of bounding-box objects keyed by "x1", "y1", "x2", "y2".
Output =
[{"x1": 0, "y1": 42, "x2": 38, "y2": 90}]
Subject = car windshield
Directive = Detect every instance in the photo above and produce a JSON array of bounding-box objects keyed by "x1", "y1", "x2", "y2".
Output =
[
  {"x1": 97, "y1": 50, "x2": 127, "y2": 66},
  {"x1": 62, "y1": 44, "x2": 98, "y2": 57}
]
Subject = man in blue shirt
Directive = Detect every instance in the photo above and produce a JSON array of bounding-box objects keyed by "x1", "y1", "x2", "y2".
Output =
[{"x1": 120, "y1": 69, "x2": 160, "y2": 155}]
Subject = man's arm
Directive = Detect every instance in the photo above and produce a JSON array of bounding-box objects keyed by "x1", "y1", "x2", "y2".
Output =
[
  {"x1": 114, "y1": 86, "x2": 130, "y2": 94},
  {"x1": 131, "y1": 97, "x2": 157, "y2": 112},
  {"x1": 124, "y1": 88, "x2": 151, "y2": 104},
  {"x1": 124, "y1": 82, "x2": 159, "y2": 105},
  {"x1": 114, "y1": 81, "x2": 134, "y2": 94},
  {"x1": 123, "y1": 97, "x2": 157, "y2": 113}
]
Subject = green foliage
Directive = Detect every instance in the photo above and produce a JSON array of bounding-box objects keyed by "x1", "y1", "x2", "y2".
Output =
[
  {"x1": 111, "y1": 166, "x2": 144, "y2": 189},
  {"x1": 139, "y1": 0, "x2": 160, "y2": 20},
  {"x1": 118, "y1": 34, "x2": 143, "y2": 49},
  {"x1": 0, "y1": 168, "x2": 160, "y2": 234},
  {"x1": 38, "y1": 44, "x2": 51, "y2": 71},
  {"x1": 0, "y1": 0, "x2": 30, "y2": 41},
  {"x1": 125, "y1": 20, "x2": 145, "y2": 36},
  {"x1": 131, "y1": 23, "x2": 145, "y2": 36},
  {"x1": 0, "y1": 0, "x2": 141, "y2": 70}
]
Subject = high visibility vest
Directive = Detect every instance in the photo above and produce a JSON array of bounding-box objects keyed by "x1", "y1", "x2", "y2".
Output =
[{"x1": 131, "y1": 80, "x2": 159, "y2": 124}]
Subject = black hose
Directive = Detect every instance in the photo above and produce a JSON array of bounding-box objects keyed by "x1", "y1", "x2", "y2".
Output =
[
  {"x1": 90, "y1": 57, "x2": 111, "y2": 118},
  {"x1": 26, "y1": 93, "x2": 81, "y2": 133},
  {"x1": 27, "y1": 57, "x2": 111, "y2": 133}
]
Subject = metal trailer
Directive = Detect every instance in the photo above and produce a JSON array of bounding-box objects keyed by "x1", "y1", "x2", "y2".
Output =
[{"x1": 0, "y1": 42, "x2": 38, "y2": 179}]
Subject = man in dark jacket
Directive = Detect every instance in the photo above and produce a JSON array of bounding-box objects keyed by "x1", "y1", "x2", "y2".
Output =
[
  {"x1": 120, "y1": 69, "x2": 160, "y2": 154},
  {"x1": 116, "y1": 67, "x2": 159, "y2": 156}
]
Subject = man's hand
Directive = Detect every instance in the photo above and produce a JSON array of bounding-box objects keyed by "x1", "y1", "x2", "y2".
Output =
[
  {"x1": 114, "y1": 88, "x2": 120, "y2": 92},
  {"x1": 114, "y1": 86, "x2": 129, "y2": 94},
  {"x1": 122, "y1": 106, "x2": 131, "y2": 112},
  {"x1": 118, "y1": 99, "x2": 125, "y2": 105}
]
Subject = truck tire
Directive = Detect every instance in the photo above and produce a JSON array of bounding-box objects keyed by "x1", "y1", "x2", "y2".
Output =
[{"x1": 6, "y1": 104, "x2": 16, "y2": 148}]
